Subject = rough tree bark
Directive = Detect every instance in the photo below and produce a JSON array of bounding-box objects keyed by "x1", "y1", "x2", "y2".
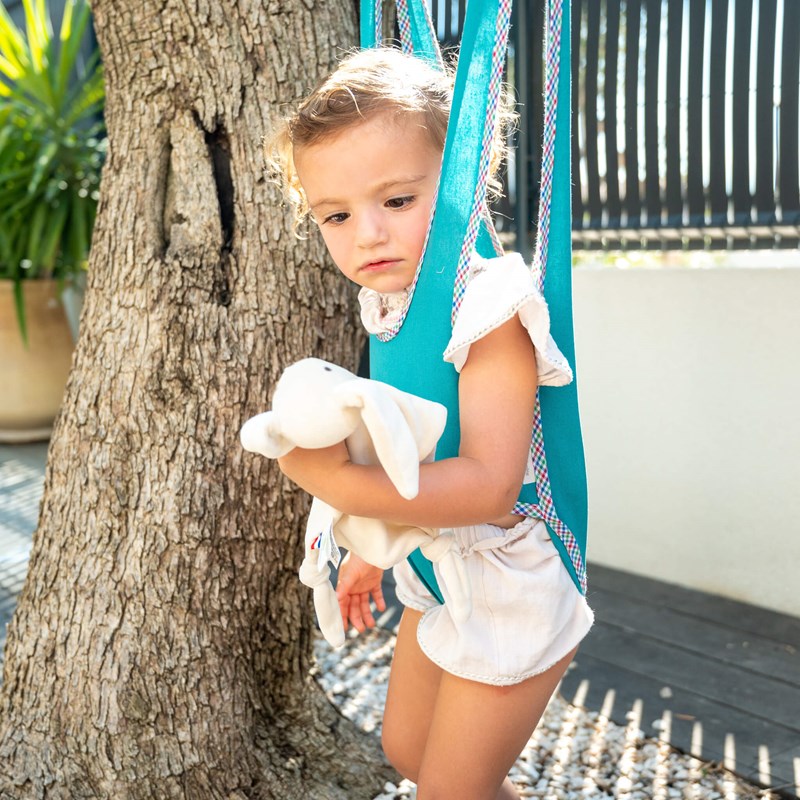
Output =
[{"x1": 0, "y1": 1, "x2": 395, "y2": 797}]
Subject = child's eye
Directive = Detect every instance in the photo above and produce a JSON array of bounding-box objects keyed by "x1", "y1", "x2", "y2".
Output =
[
  {"x1": 322, "y1": 212, "x2": 350, "y2": 225},
  {"x1": 386, "y1": 195, "x2": 415, "y2": 210}
]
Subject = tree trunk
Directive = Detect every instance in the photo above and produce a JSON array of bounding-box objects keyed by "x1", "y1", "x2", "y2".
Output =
[{"x1": 0, "y1": 2, "x2": 394, "y2": 797}]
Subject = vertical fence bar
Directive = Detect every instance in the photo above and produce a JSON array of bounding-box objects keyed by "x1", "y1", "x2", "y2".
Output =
[
  {"x1": 624, "y1": 0, "x2": 643, "y2": 229},
  {"x1": 731, "y1": 0, "x2": 753, "y2": 228},
  {"x1": 708, "y1": 0, "x2": 728, "y2": 226},
  {"x1": 571, "y1": 0, "x2": 584, "y2": 234},
  {"x1": 686, "y1": 0, "x2": 706, "y2": 226},
  {"x1": 604, "y1": 0, "x2": 622, "y2": 228},
  {"x1": 429, "y1": 0, "x2": 799, "y2": 250},
  {"x1": 780, "y1": 3, "x2": 800, "y2": 225},
  {"x1": 514, "y1": 0, "x2": 531, "y2": 257},
  {"x1": 584, "y1": 0, "x2": 602, "y2": 229},
  {"x1": 665, "y1": 0, "x2": 684, "y2": 227},
  {"x1": 755, "y1": 0, "x2": 778, "y2": 224},
  {"x1": 644, "y1": 0, "x2": 663, "y2": 230},
  {"x1": 529, "y1": 0, "x2": 545, "y2": 243}
]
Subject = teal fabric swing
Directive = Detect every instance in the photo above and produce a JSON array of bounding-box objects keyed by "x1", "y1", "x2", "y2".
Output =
[{"x1": 363, "y1": 0, "x2": 588, "y2": 601}]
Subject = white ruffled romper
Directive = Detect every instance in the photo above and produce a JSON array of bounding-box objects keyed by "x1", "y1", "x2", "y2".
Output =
[{"x1": 359, "y1": 252, "x2": 594, "y2": 686}]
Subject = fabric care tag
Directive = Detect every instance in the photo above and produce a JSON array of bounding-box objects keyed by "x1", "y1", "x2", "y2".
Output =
[
  {"x1": 523, "y1": 451, "x2": 536, "y2": 485},
  {"x1": 313, "y1": 522, "x2": 341, "y2": 570}
]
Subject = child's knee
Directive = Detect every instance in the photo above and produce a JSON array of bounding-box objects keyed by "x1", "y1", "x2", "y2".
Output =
[
  {"x1": 381, "y1": 725, "x2": 420, "y2": 783},
  {"x1": 416, "y1": 770, "x2": 502, "y2": 800},
  {"x1": 414, "y1": 773, "x2": 467, "y2": 800}
]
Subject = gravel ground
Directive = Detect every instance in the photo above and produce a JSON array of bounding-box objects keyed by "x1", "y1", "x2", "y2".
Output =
[{"x1": 313, "y1": 627, "x2": 783, "y2": 800}]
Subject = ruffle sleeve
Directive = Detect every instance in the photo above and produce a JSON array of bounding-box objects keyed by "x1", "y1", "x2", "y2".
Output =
[{"x1": 443, "y1": 253, "x2": 574, "y2": 386}]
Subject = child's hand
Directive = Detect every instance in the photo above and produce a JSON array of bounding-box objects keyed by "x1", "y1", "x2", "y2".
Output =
[{"x1": 335, "y1": 551, "x2": 386, "y2": 634}]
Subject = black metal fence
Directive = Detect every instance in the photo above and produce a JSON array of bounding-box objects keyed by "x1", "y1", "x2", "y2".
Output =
[
  {"x1": 430, "y1": 0, "x2": 800, "y2": 251},
  {"x1": 13, "y1": 0, "x2": 797, "y2": 251}
]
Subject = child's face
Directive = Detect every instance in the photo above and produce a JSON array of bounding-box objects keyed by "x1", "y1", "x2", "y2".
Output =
[{"x1": 294, "y1": 112, "x2": 442, "y2": 294}]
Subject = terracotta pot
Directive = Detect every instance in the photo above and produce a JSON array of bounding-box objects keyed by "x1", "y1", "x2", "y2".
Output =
[{"x1": 0, "y1": 279, "x2": 75, "y2": 442}]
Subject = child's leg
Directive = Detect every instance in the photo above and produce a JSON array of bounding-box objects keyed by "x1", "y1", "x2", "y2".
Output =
[
  {"x1": 415, "y1": 647, "x2": 578, "y2": 800},
  {"x1": 382, "y1": 608, "x2": 442, "y2": 781}
]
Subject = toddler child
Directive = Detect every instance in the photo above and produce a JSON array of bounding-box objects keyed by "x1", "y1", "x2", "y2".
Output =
[{"x1": 267, "y1": 46, "x2": 593, "y2": 800}]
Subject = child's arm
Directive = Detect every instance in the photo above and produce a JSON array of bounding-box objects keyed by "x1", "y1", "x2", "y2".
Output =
[{"x1": 278, "y1": 314, "x2": 538, "y2": 528}]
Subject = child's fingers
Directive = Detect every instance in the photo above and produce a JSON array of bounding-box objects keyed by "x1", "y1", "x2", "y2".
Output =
[
  {"x1": 338, "y1": 592, "x2": 354, "y2": 630},
  {"x1": 344, "y1": 591, "x2": 379, "y2": 632},
  {"x1": 371, "y1": 584, "x2": 387, "y2": 612},
  {"x1": 360, "y1": 592, "x2": 376, "y2": 629},
  {"x1": 348, "y1": 593, "x2": 369, "y2": 632},
  {"x1": 336, "y1": 579, "x2": 385, "y2": 634},
  {"x1": 337, "y1": 591, "x2": 362, "y2": 632}
]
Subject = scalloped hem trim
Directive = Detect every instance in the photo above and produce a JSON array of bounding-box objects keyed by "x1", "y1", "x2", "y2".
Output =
[{"x1": 415, "y1": 603, "x2": 595, "y2": 686}]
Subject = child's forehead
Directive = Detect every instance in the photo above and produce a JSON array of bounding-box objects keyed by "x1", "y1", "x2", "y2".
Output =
[
  {"x1": 302, "y1": 111, "x2": 436, "y2": 156},
  {"x1": 294, "y1": 113, "x2": 441, "y2": 205}
]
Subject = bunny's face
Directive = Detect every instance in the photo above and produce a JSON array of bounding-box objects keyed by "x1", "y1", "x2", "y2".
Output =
[{"x1": 271, "y1": 359, "x2": 362, "y2": 448}]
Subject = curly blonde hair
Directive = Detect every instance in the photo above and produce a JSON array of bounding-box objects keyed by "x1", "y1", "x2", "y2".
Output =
[{"x1": 266, "y1": 47, "x2": 516, "y2": 230}]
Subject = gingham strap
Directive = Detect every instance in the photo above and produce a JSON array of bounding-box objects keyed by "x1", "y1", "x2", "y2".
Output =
[
  {"x1": 396, "y1": 0, "x2": 413, "y2": 52},
  {"x1": 451, "y1": 0, "x2": 513, "y2": 323},
  {"x1": 532, "y1": 0, "x2": 561, "y2": 291},
  {"x1": 513, "y1": 0, "x2": 587, "y2": 594}
]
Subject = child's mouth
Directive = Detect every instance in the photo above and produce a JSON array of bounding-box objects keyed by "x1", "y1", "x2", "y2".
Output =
[{"x1": 361, "y1": 259, "x2": 399, "y2": 273}]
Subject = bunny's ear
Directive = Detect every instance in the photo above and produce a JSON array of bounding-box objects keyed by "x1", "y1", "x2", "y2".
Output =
[
  {"x1": 338, "y1": 382, "x2": 422, "y2": 500},
  {"x1": 240, "y1": 412, "x2": 294, "y2": 458},
  {"x1": 380, "y1": 387, "x2": 448, "y2": 462}
]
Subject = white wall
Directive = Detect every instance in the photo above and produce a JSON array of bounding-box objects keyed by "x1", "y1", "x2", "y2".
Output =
[{"x1": 573, "y1": 265, "x2": 800, "y2": 618}]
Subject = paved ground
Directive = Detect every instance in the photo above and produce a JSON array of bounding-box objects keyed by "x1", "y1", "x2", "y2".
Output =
[
  {"x1": 0, "y1": 441, "x2": 47, "y2": 673},
  {"x1": 1, "y1": 441, "x2": 798, "y2": 797}
]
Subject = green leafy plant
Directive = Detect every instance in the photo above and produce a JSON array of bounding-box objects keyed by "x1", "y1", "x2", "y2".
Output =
[{"x1": 0, "y1": 0, "x2": 105, "y2": 340}]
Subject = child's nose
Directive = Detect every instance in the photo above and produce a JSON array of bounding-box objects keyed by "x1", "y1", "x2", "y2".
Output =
[{"x1": 355, "y1": 210, "x2": 389, "y2": 247}]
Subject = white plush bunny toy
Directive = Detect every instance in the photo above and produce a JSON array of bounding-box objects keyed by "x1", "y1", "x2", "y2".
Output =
[{"x1": 240, "y1": 358, "x2": 472, "y2": 648}]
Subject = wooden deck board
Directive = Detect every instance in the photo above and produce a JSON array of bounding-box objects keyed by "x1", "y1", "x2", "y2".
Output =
[
  {"x1": 567, "y1": 565, "x2": 800, "y2": 797},
  {"x1": 589, "y1": 565, "x2": 800, "y2": 648},
  {"x1": 582, "y1": 618, "x2": 800, "y2": 727},
  {"x1": 588, "y1": 587, "x2": 799, "y2": 685},
  {"x1": 560, "y1": 651, "x2": 800, "y2": 790}
]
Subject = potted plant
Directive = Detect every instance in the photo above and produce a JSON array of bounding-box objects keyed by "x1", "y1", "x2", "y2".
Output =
[{"x1": 0, "y1": 0, "x2": 105, "y2": 441}]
